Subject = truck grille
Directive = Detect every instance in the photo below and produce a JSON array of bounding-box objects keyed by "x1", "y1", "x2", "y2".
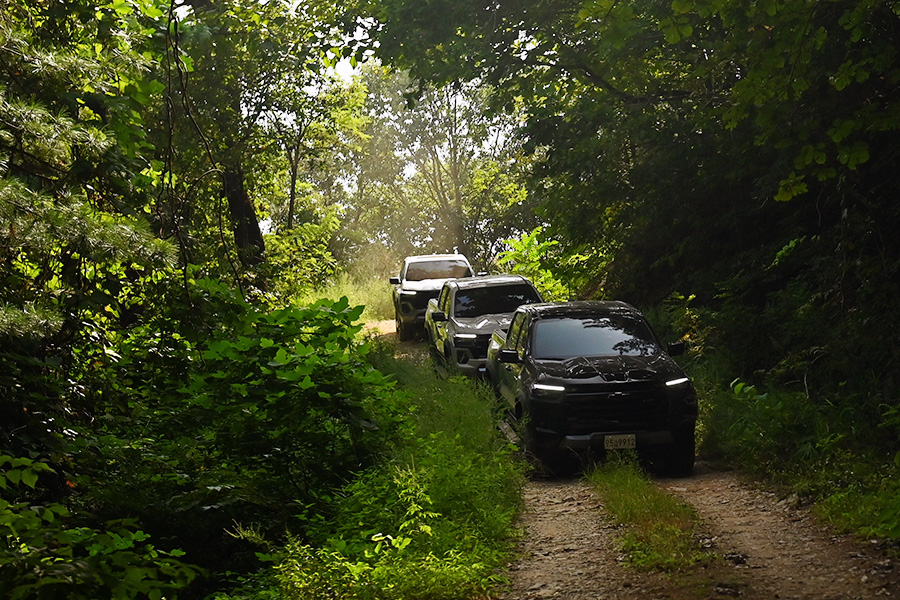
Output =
[
  {"x1": 400, "y1": 290, "x2": 439, "y2": 314},
  {"x1": 561, "y1": 383, "x2": 666, "y2": 432},
  {"x1": 454, "y1": 334, "x2": 491, "y2": 359}
]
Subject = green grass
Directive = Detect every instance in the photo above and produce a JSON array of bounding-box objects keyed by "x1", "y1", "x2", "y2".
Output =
[
  {"x1": 585, "y1": 455, "x2": 715, "y2": 572},
  {"x1": 298, "y1": 273, "x2": 395, "y2": 321}
]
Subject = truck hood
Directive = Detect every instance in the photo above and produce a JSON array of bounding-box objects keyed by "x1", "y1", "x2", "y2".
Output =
[
  {"x1": 452, "y1": 313, "x2": 514, "y2": 335},
  {"x1": 534, "y1": 354, "x2": 682, "y2": 382},
  {"x1": 402, "y1": 278, "x2": 454, "y2": 293}
]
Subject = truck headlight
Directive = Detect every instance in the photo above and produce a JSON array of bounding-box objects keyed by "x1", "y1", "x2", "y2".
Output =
[
  {"x1": 453, "y1": 333, "x2": 478, "y2": 346},
  {"x1": 533, "y1": 383, "x2": 566, "y2": 392},
  {"x1": 531, "y1": 382, "x2": 566, "y2": 400}
]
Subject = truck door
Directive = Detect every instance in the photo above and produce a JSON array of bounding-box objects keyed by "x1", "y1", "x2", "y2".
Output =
[{"x1": 498, "y1": 312, "x2": 528, "y2": 402}]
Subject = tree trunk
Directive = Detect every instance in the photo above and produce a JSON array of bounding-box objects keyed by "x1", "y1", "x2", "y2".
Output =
[
  {"x1": 223, "y1": 165, "x2": 265, "y2": 268},
  {"x1": 287, "y1": 146, "x2": 300, "y2": 230}
]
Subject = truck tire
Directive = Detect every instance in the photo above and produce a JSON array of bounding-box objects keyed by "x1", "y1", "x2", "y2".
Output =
[
  {"x1": 665, "y1": 425, "x2": 696, "y2": 477},
  {"x1": 395, "y1": 311, "x2": 412, "y2": 341}
]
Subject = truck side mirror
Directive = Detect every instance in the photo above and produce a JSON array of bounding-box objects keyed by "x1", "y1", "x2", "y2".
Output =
[
  {"x1": 498, "y1": 349, "x2": 521, "y2": 364},
  {"x1": 432, "y1": 311, "x2": 447, "y2": 322},
  {"x1": 389, "y1": 276, "x2": 400, "y2": 285},
  {"x1": 667, "y1": 341, "x2": 686, "y2": 357}
]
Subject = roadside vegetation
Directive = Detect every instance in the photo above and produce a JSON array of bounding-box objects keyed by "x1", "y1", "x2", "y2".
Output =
[
  {"x1": 651, "y1": 299, "x2": 900, "y2": 545},
  {"x1": 297, "y1": 272, "x2": 395, "y2": 322},
  {"x1": 217, "y1": 338, "x2": 525, "y2": 600}
]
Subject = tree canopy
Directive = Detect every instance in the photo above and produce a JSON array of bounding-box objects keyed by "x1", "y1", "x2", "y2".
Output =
[{"x1": 359, "y1": 0, "x2": 900, "y2": 390}]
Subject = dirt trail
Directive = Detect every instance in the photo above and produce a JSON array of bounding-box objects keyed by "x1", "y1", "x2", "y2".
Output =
[
  {"x1": 498, "y1": 478, "x2": 673, "y2": 600},
  {"x1": 660, "y1": 463, "x2": 897, "y2": 599},
  {"x1": 499, "y1": 462, "x2": 898, "y2": 600},
  {"x1": 371, "y1": 324, "x2": 899, "y2": 599}
]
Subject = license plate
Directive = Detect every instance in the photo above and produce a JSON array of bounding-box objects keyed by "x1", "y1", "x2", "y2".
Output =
[{"x1": 604, "y1": 434, "x2": 636, "y2": 450}]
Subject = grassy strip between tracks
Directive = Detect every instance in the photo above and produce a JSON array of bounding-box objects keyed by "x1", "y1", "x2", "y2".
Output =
[{"x1": 585, "y1": 455, "x2": 716, "y2": 573}]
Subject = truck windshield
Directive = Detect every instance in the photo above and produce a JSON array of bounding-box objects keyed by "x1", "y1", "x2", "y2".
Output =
[
  {"x1": 454, "y1": 284, "x2": 542, "y2": 318},
  {"x1": 405, "y1": 260, "x2": 472, "y2": 281},
  {"x1": 531, "y1": 316, "x2": 660, "y2": 359}
]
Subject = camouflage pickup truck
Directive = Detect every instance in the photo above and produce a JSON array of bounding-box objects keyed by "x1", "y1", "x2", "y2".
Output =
[{"x1": 424, "y1": 274, "x2": 542, "y2": 378}]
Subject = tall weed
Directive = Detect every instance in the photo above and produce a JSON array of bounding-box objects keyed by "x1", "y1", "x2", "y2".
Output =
[{"x1": 298, "y1": 273, "x2": 394, "y2": 321}]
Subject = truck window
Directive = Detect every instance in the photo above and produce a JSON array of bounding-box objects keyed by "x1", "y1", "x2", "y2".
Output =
[
  {"x1": 531, "y1": 316, "x2": 659, "y2": 359},
  {"x1": 506, "y1": 313, "x2": 526, "y2": 350},
  {"x1": 514, "y1": 315, "x2": 531, "y2": 354},
  {"x1": 453, "y1": 284, "x2": 542, "y2": 318},
  {"x1": 404, "y1": 260, "x2": 472, "y2": 281}
]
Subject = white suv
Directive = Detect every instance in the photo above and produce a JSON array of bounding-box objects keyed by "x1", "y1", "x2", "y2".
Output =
[{"x1": 389, "y1": 254, "x2": 474, "y2": 340}]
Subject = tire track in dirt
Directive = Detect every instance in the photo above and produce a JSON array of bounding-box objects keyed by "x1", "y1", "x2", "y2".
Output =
[
  {"x1": 661, "y1": 462, "x2": 897, "y2": 600},
  {"x1": 497, "y1": 463, "x2": 898, "y2": 600},
  {"x1": 497, "y1": 479, "x2": 674, "y2": 600}
]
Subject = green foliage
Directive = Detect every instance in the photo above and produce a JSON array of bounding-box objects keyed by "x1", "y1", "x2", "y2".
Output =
[
  {"x1": 816, "y1": 482, "x2": 900, "y2": 541},
  {"x1": 497, "y1": 227, "x2": 570, "y2": 300},
  {"x1": 55, "y1": 273, "x2": 407, "y2": 583},
  {"x1": 297, "y1": 272, "x2": 395, "y2": 322},
  {"x1": 1, "y1": 456, "x2": 199, "y2": 600},
  {"x1": 261, "y1": 216, "x2": 341, "y2": 303},
  {"x1": 1, "y1": 0, "x2": 178, "y2": 482},
  {"x1": 264, "y1": 72, "x2": 369, "y2": 232},
  {"x1": 1, "y1": 1, "x2": 175, "y2": 347},
  {"x1": 275, "y1": 537, "x2": 504, "y2": 600},
  {"x1": 586, "y1": 456, "x2": 714, "y2": 572},
  {"x1": 336, "y1": 66, "x2": 540, "y2": 270}
]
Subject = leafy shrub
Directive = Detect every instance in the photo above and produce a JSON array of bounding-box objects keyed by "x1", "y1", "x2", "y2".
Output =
[
  {"x1": 261, "y1": 220, "x2": 340, "y2": 303},
  {"x1": 297, "y1": 272, "x2": 395, "y2": 322},
  {"x1": 0, "y1": 456, "x2": 199, "y2": 600},
  {"x1": 497, "y1": 227, "x2": 570, "y2": 300},
  {"x1": 70, "y1": 274, "x2": 406, "y2": 577}
]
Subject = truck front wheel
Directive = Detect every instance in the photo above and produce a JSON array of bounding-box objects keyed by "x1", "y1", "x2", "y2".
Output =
[
  {"x1": 665, "y1": 425, "x2": 696, "y2": 477},
  {"x1": 395, "y1": 311, "x2": 412, "y2": 341}
]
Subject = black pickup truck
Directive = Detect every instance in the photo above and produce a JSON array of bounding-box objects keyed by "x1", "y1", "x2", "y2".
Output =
[{"x1": 485, "y1": 301, "x2": 697, "y2": 475}]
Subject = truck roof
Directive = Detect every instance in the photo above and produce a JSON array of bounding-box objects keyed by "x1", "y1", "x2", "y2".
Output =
[
  {"x1": 443, "y1": 274, "x2": 533, "y2": 290},
  {"x1": 403, "y1": 253, "x2": 470, "y2": 264},
  {"x1": 516, "y1": 300, "x2": 641, "y2": 320}
]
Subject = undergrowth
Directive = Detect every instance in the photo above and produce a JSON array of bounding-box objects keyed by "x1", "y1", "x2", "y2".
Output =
[
  {"x1": 215, "y1": 336, "x2": 525, "y2": 599},
  {"x1": 299, "y1": 273, "x2": 394, "y2": 321},
  {"x1": 701, "y1": 379, "x2": 900, "y2": 541},
  {"x1": 652, "y1": 294, "x2": 900, "y2": 545},
  {"x1": 585, "y1": 455, "x2": 715, "y2": 572}
]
